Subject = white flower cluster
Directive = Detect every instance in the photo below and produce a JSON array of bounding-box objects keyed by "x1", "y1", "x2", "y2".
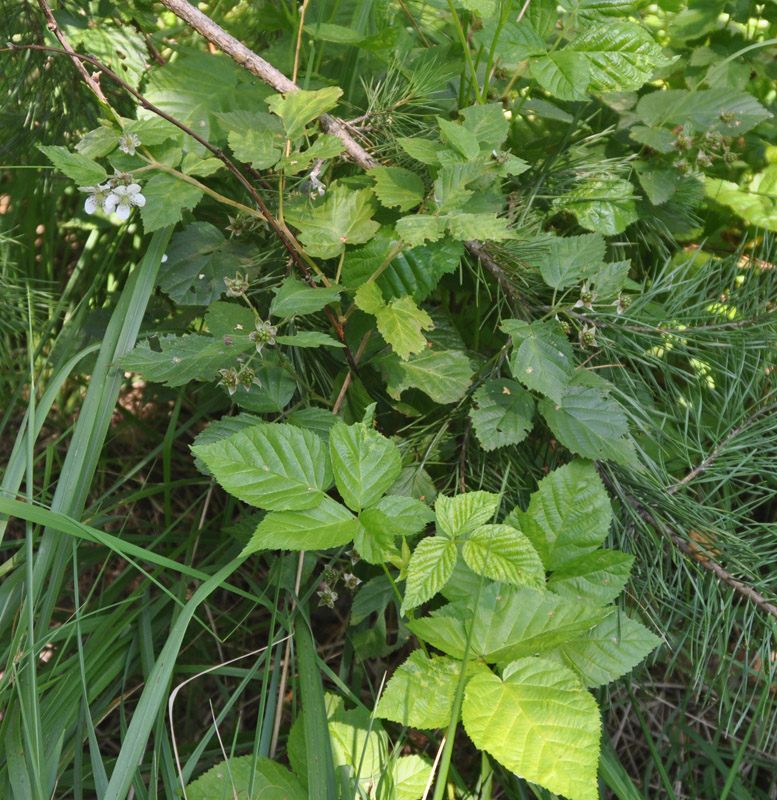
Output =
[{"x1": 79, "y1": 173, "x2": 145, "y2": 220}]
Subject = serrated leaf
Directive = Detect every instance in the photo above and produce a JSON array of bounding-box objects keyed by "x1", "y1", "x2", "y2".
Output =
[
  {"x1": 192, "y1": 423, "x2": 333, "y2": 511},
  {"x1": 462, "y1": 524, "x2": 545, "y2": 587},
  {"x1": 370, "y1": 166, "x2": 425, "y2": 212},
  {"x1": 478, "y1": 16, "x2": 546, "y2": 70},
  {"x1": 445, "y1": 213, "x2": 515, "y2": 242},
  {"x1": 205, "y1": 300, "x2": 256, "y2": 339},
  {"x1": 269, "y1": 276, "x2": 341, "y2": 318},
  {"x1": 228, "y1": 119, "x2": 283, "y2": 168},
  {"x1": 458, "y1": 0, "x2": 497, "y2": 17},
  {"x1": 382, "y1": 755, "x2": 434, "y2": 800},
  {"x1": 570, "y1": 24, "x2": 673, "y2": 93},
  {"x1": 329, "y1": 421, "x2": 402, "y2": 511},
  {"x1": 590, "y1": 260, "x2": 630, "y2": 299},
  {"x1": 547, "y1": 550, "x2": 634, "y2": 605},
  {"x1": 511, "y1": 460, "x2": 613, "y2": 570},
  {"x1": 395, "y1": 215, "x2": 448, "y2": 247},
  {"x1": 402, "y1": 536, "x2": 458, "y2": 612},
  {"x1": 437, "y1": 118, "x2": 480, "y2": 160},
  {"x1": 377, "y1": 651, "x2": 488, "y2": 729},
  {"x1": 367, "y1": 495, "x2": 435, "y2": 536},
  {"x1": 539, "y1": 387, "x2": 636, "y2": 466},
  {"x1": 379, "y1": 350, "x2": 473, "y2": 404},
  {"x1": 546, "y1": 611, "x2": 661, "y2": 687},
  {"x1": 275, "y1": 331, "x2": 344, "y2": 348},
  {"x1": 380, "y1": 297, "x2": 435, "y2": 360},
  {"x1": 186, "y1": 755, "x2": 306, "y2": 800},
  {"x1": 636, "y1": 88, "x2": 771, "y2": 136},
  {"x1": 266, "y1": 86, "x2": 343, "y2": 140},
  {"x1": 435, "y1": 491, "x2": 499, "y2": 538},
  {"x1": 75, "y1": 126, "x2": 119, "y2": 159},
  {"x1": 235, "y1": 362, "x2": 297, "y2": 413},
  {"x1": 536, "y1": 233, "x2": 605, "y2": 291},
  {"x1": 470, "y1": 379, "x2": 535, "y2": 450},
  {"x1": 140, "y1": 172, "x2": 204, "y2": 233},
  {"x1": 629, "y1": 125, "x2": 677, "y2": 153},
  {"x1": 159, "y1": 222, "x2": 253, "y2": 305},
  {"x1": 635, "y1": 164, "x2": 682, "y2": 205},
  {"x1": 287, "y1": 407, "x2": 340, "y2": 442},
  {"x1": 706, "y1": 172, "x2": 777, "y2": 231},
  {"x1": 288, "y1": 185, "x2": 379, "y2": 258},
  {"x1": 121, "y1": 333, "x2": 251, "y2": 387},
  {"x1": 243, "y1": 496, "x2": 357, "y2": 553},
  {"x1": 507, "y1": 320, "x2": 574, "y2": 404},
  {"x1": 397, "y1": 137, "x2": 443, "y2": 165},
  {"x1": 531, "y1": 51, "x2": 590, "y2": 101},
  {"x1": 554, "y1": 177, "x2": 638, "y2": 235},
  {"x1": 462, "y1": 658, "x2": 601, "y2": 800},
  {"x1": 279, "y1": 134, "x2": 346, "y2": 174},
  {"x1": 39, "y1": 145, "x2": 107, "y2": 185},
  {"x1": 460, "y1": 103, "x2": 509, "y2": 148}
]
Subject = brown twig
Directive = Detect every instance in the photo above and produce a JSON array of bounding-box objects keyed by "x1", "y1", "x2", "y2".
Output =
[
  {"x1": 464, "y1": 240, "x2": 523, "y2": 301},
  {"x1": 35, "y1": 0, "x2": 109, "y2": 103},
  {"x1": 458, "y1": 419, "x2": 471, "y2": 494},
  {"x1": 156, "y1": 0, "x2": 377, "y2": 170}
]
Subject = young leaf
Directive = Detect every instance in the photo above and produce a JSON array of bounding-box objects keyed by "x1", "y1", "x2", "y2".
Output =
[
  {"x1": 140, "y1": 172, "x2": 204, "y2": 233},
  {"x1": 462, "y1": 658, "x2": 601, "y2": 800},
  {"x1": 269, "y1": 276, "x2": 341, "y2": 318},
  {"x1": 329, "y1": 421, "x2": 402, "y2": 511},
  {"x1": 242, "y1": 496, "x2": 357, "y2": 553},
  {"x1": 266, "y1": 86, "x2": 343, "y2": 140},
  {"x1": 369, "y1": 166, "x2": 425, "y2": 212},
  {"x1": 539, "y1": 387, "x2": 636, "y2": 466},
  {"x1": 547, "y1": 611, "x2": 661, "y2": 687},
  {"x1": 504, "y1": 320, "x2": 574, "y2": 404},
  {"x1": 288, "y1": 185, "x2": 380, "y2": 258},
  {"x1": 470, "y1": 379, "x2": 535, "y2": 451},
  {"x1": 377, "y1": 651, "x2": 489, "y2": 729},
  {"x1": 462, "y1": 524, "x2": 545, "y2": 587},
  {"x1": 435, "y1": 491, "x2": 499, "y2": 538},
  {"x1": 186, "y1": 756, "x2": 306, "y2": 800},
  {"x1": 401, "y1": 536, "x2": 458, "y2": 613},
  {"x1": 379, "y1": 350, "x2": 473, "y2": 404},
  {"x1": 39, "y1": 145, "x2": 107, "y2": 185},
  {"x1": 547, "y1": 550, "x2": 634, "y2": 605},
  {"x1": 512, "y1": 460, "x2": 613, "y2": 570},
  {"x1": 536, "y1": 233, "x2": 605, "y2": 291},
  {"x1": 192, "y1": 423, "x2": 333, "y2": 511},
  {"x1": 121, "y1": 333, "x2": 252, "y2": 387}
]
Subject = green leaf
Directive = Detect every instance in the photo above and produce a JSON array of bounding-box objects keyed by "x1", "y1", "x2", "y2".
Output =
[
  {"x1": 382, "y1": 756, "x2": 434, "y2": 800},
  {"x1": 629, "y1": 125, "x2": 677, "y2": 153},
  {"x1": 437, "y1": 118, "x2": 480, "y2": 160},
  {"x1": 38, "y1": 145, "x2": 107, "y2": 185},
  {"x1": 370, "y1": 166, "x2": 425, "y2": 212},
  {"x1": 121, "y1": 333, "x2": 251, "y2": 387},
  {"x1": 266, "y1": 86, "x2": 343, "y2": 140},
  {"x1": 269, "y1": 276, "x2": 341, "y2": 318},
  {"x1": 569, "y1": 24, "x2": 673, "y2": 93},
  {"x1": 377, "y1": 651, "x2": 488, "y2": 728},
  {"x1": 397, "y1": 137, "x2": 443, "y2": 165},
  {"x1": 462, "y1": 524, "x2": 544, "y2": 587},
  {"x1": 706, "y1": 172, "x2": 777, "y2": 231},
  {"x1": 479, "y1": 17, "x2": 546, "y2": 69},
  {"x1": 395, "y1": 215, "x2": 448, "y2": 247},
  {"x1": 553, "y1": 177, "x2": 638, "y2": 236},
  {"x1": 460, "y1": 103, "x2": 509, "y2": 148},
  {"x1": 366, "y1": 495, "x2": 435, "y2": 536},
  {"x1": 329, "y1": 421, "x2": 402, "y2": 511},
  {"x1": 191, "y1": 423, "x2": 333, "y2": 511},
  {"x1": 435, "y1": 491, "x2": 499, "y2": 538},
  {"x1": 470, "y1": 379, "x2": 535, "y2": 450},
  {"x1": 510, "y1": 460, "x2": 613, "y2": 570},
  {"x1": 236, "y1": 362, "x2": 297, "y2": 413},
  {"x1": 288, "y1": 185, "x2": 379, "y2": 258},
  {"x1": 275, "y1": 331, "x2": 344, "y2": 348},
  {"x1": 458, "y1": 0, "x2": 497, "y2": 17},
  {"x1": 547, "y1": 550, "x2": 634, "y2": 605},
  {"x1": 140, "y1": 172, "x2": 204, "y2": 233},
  {"x1": 536, "y1": 233, "x2": 605, "y2": 291},
  {"x1": 379, "y1": 350, "x2": 473, "y2": 404},
  {"x1": 531, "y1": 51, "x2": 590, "y2": 101},
  {"x1": 636, "y1": 88, "x2": 771, "y2": 136},
  {"x1": 186, "y1": 755, "x2": 306, "y2": 800},
  {"x1": 205, "y1": 300, "x2": 256, "y2": 338},
  {"x1": 158, "y1": 222, "x2": 253, "y2": 305},
  {"x1": 243, "y1": 496, "x2": 357, "y2": 553},
  {"x1": 546, "y1": 611, "x2": 661, "y2": 687},
  {"x1": 539, "y1": 387, "x2": 636, "y2": 466},
  {"x1": 505, "y1": 320, "x2": 574, "y2": 404},
  {"x1": 279, "y1": 134, "x2": 346, "y2": 174},
  {"x1": 221, "y1": 109, "x2": 284, "y2": 168},
  {"x1": 444, "y1": 213, "x2": 515, "y2": 242},
  {"x1": 635, "y1": 163, "x2": 683, "y2": 206},
  {"x1": 402, "y1": 536, "x2": 458, "y2": 612},
  {"x1": 303, "y1": 21, "x2": 366, "y2": 43},
  {"x1": 462, "y1": 658, "x2": 601, "y2": 800},
  {"x1": 75, "y1": 125, "x2": 120, "y2": 158},
  {"x1": 590, "y1": 260, "x2": 631, "y2": 299}
]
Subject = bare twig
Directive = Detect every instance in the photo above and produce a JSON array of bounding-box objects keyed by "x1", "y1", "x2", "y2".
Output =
[
  {"x1": 36, "y1": 0, "x2": 109, "y2": 103},
  {"x1": 156, "y1": 0, "x2": 377, "y2": 170}
]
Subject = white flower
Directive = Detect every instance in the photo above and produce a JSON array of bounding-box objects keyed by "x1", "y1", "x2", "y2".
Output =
[
  {"x1": 79, "y1": 183, "x2": 113, "y2": 214},
  {"x1": 118, "y1": 132, "x2": 141, "y2": 156},
  {"x1": 104, "y1": 183, "x2": 146, "y2": 220}
]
